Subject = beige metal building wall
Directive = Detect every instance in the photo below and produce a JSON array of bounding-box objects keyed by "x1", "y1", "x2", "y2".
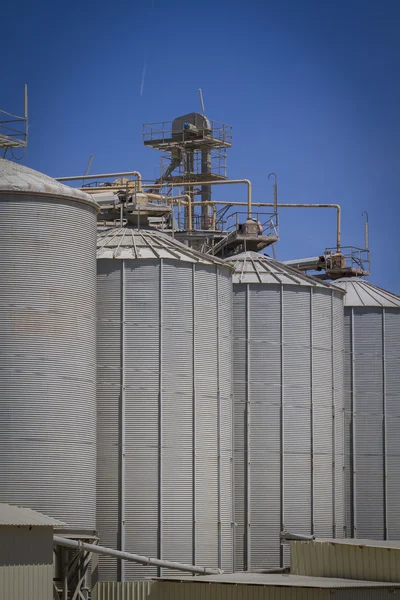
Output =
[
  {"x1": 0, "y1": 504, "x2": 62, "y2": 600},
  {"x1": 0, "y1": 564, "x2": 53, "y2": 600},
  {"x1": 92, "y1": 581, "x2": 154, "y2": 600},
  {"x1": 290, "y1": 538, "x2": 400, "y2": 582}
]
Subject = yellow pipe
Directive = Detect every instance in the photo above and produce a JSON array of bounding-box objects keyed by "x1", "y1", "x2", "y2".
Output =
[
  {"x1": 134, "y1": 192, "x2": 193, "y2": 230},
  {"x1": 187, "y1": 201, "x2": 341, "y2": 252},
  {"x1": 57, "y1": 171, "x2": 143, "y2": 192},
  {"x1": 142, "y1": 179, "x2": 253, "y2": 219}
]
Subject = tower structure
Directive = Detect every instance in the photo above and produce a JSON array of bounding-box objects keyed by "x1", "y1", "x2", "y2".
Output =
[{"x1": 143, "y1": 112, "x2": 231, "y2": 230}]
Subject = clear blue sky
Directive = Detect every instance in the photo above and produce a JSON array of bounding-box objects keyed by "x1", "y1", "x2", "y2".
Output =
[{"x1": 3, "y1": 0, "x2": 399, "y2": 292}]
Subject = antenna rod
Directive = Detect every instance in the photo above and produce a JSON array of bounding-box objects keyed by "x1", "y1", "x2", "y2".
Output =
[
  {"x1": 24, "y1": 84, "x2": 28, "y2": 120},
  {"x1": 24, "y1": 84, "x2": 28, "y2": 148},
  {"x1": 362, "y1": 211, "x2": 369, "y2": 250},
  {"x1": 199, "y1": 88, "x2": 205, "y2": 114},
  {"x1": 84, "y1": 154, "x2": 94, "y2": 176},
  {"x1": 268, "y1": 172, "x2": 279, "y2": 227}
]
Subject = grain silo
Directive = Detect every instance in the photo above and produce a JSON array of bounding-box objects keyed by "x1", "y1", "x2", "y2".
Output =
[
  {"x1": 0, "y1": 158, "x2": 99, "y2": 528},
  {"x1": 334, "y1": 277, "x2": 400, "y2": 540},
  {"x1": 96, "y1": 227, "x2": 233, "y2": 580},
  {"x1": 225, "y1": 251, "x2": 345, "y2": 571}
]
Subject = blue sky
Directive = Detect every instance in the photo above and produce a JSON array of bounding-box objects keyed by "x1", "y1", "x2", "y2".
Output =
[{"x1": 2, "y1": 0, "x2": 399, "y2": 291}]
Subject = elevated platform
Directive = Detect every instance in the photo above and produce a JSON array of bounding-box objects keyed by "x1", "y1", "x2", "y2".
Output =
[
  {"x1": 0, "y1": 134, "x2": 26, "y2": 149},
  {"x1": 160, "y1": 172, "x2": 227, "y2": 184},
  {"x1": 143, "y1": 118, "x2": 232, "y2": 152},
  {"x1": 144, "y1": 135, "x2": 232, "y2": 151},
  {"x1": 211, "y1": 231, "x2": 278, "y2": 258},
  {"x1": 173, "y1": 229, "x2": 278, "y2": 259}
]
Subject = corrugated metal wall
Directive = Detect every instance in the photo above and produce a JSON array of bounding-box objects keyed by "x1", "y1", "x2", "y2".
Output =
[
  {"x1": 0, "y1": 195, "x2": 97, "y2": 528},
  {"x1": 0, "y1": 564, "x2": 53, "y2": 600},
  {"x1": 233, "y1": 284, "x2": 345, "y2": 571},
  {"x1": 92, "y1": 581, "x2": 154, "y2": 600},
  {"x1": 97, "y1": 259, "x2": 233, "y2": 580},
  {"x1": 344, "y1": 307, "x2": 400, "y2": 539}
]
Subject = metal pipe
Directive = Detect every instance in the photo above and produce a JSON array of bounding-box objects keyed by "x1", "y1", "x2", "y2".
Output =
[
  {"x1": 56, "y1": 171, "x2": 143, "y2": 191},
  {"x1": 142, "y1": 193, "x2": 193, "y2": 229},
  {"x1": 181, "y1": 201, "x2": 341, "y2": 252},
  {"x1": 143, "y1": 179, "x2": 253, "y2": 219},
  {"x1": 53, "y1": 536, "x2": 222, "y2": 575},
  {"x1": 280, "y1": 531, "x2": 315, "y2": 542}
]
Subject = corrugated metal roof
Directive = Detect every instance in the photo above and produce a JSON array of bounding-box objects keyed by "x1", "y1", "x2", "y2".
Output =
[
  {"x1": 156, "y1": 573, "x2": 400, "y2": 589},
  {"x1": 334, "y1": 278, "x2": 400, "y2": 308},
  {"x1": 97, "y1": 227, "x2": 231, "y2": 267},
  {"x1": 225, "y1": 251, "x2": 343, "y2": 290},
  {"x1": 0, "y1": 158, "x2": 98, "y2": 209},
  {"x1": 314, "y1": 538, "x2": 400, "y2": 549},
  {"x1": 0, "y1": 503, "x2": 65, "y2": 527}
]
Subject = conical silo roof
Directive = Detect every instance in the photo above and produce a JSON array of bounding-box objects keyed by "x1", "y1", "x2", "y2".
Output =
[
  {"x1": 0, "y1": 158, "x2": 98, "y2": 208},
  {"x1": 334, "y1": 277, "x2": 400, "y2": 308},
  {"x1": 97, "y1": 227, "x2": 231, "y2": 267},
  {"x1": 225, "y1": 251, "x2": 342, "y2": 289}
]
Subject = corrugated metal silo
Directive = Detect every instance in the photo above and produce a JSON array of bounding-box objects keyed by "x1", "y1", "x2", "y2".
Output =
[
  {"x1": 0, "y1": 158, "x2": 99, "y2": 528},
  {"x1": 96, "y1": 227, "x2": 233, "y2": 580},
  {"x1": 225, "y1": 251, "x2": 345, "y2": 571},
  {"x1": 334, "y1": 277, "x2": 400, "y2": 540}
]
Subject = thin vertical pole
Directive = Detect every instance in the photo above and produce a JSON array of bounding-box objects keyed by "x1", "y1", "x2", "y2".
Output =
[
  {"x1": 216, "y1": 269, "x2": 222, "y2": 568},
  {"x1": 245, "y1": 284, "x2": 251, "y2": 570},
  {"x1": 279, "y1": 284, "x2": 285, "y2": 567},
  {"x1": 158, "y1": 260, "x2": 164, "y2": 576},
  {"x1": 350, "y1": 308, "x2": 357, "y2": 537},
  {"x1": 310, "y1": 288, "x2": 314, "y2": 536},
  {"x1": 192, "y1": 264, "x2": 197, "y2": 565},
  {"x1": 119, "y1": 261, "x2": 126, "y2": 581},
  {"x1": 382, "y1": 309, "x2": 388, "y2": 539},
  {"x1": 331, "y1": 292, "x2": 336, "y2": 538}
]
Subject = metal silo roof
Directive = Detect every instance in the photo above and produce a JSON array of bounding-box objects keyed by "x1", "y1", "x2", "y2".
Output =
[
  {"x1": 334, "y1": 277, "x2": 400, "y2": 307},
  {"x1": 225, "y1": 251, "x2": 342, "y2": 289},
  {"x1": 0, "y1": 503, "x2": 65, "y2": 527},
  {"x1": 0, "y1": 158, "x2": 98, "y2": 209},
  {"x1": 97, "y1": 227, "x2": 232, "y2": 267}
]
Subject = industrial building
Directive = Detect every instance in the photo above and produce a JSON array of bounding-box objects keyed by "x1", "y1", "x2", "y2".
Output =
[
  {"x1": 150, "y1": 573, "x2": 400, "y2": 599},
  {"x1": 0, "y1": 503, "x2": 64, "y2": 600},
  {"x1": 290, "y1": 537, "x2": 400, "y2": 582},
  {"x1": 93, "y1": 573, "x2": 400, "y2": 600},
  {"x1": 0, "y1": 98, "x2": 399, "y2": 600}
]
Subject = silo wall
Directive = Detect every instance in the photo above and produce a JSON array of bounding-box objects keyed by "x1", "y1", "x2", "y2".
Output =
[
  {"x1": 233, "y1": 283, "x2": 345, "y2": 571},
  {"x1": 96, "y1": 257, "x2": 233, "y2": 580},
  {"x1": 0, "y1": 166, "x2": 98, "y2": 528},
  {"x1": 344, "y1": 306, "x2": 400, "y2": 539}
]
